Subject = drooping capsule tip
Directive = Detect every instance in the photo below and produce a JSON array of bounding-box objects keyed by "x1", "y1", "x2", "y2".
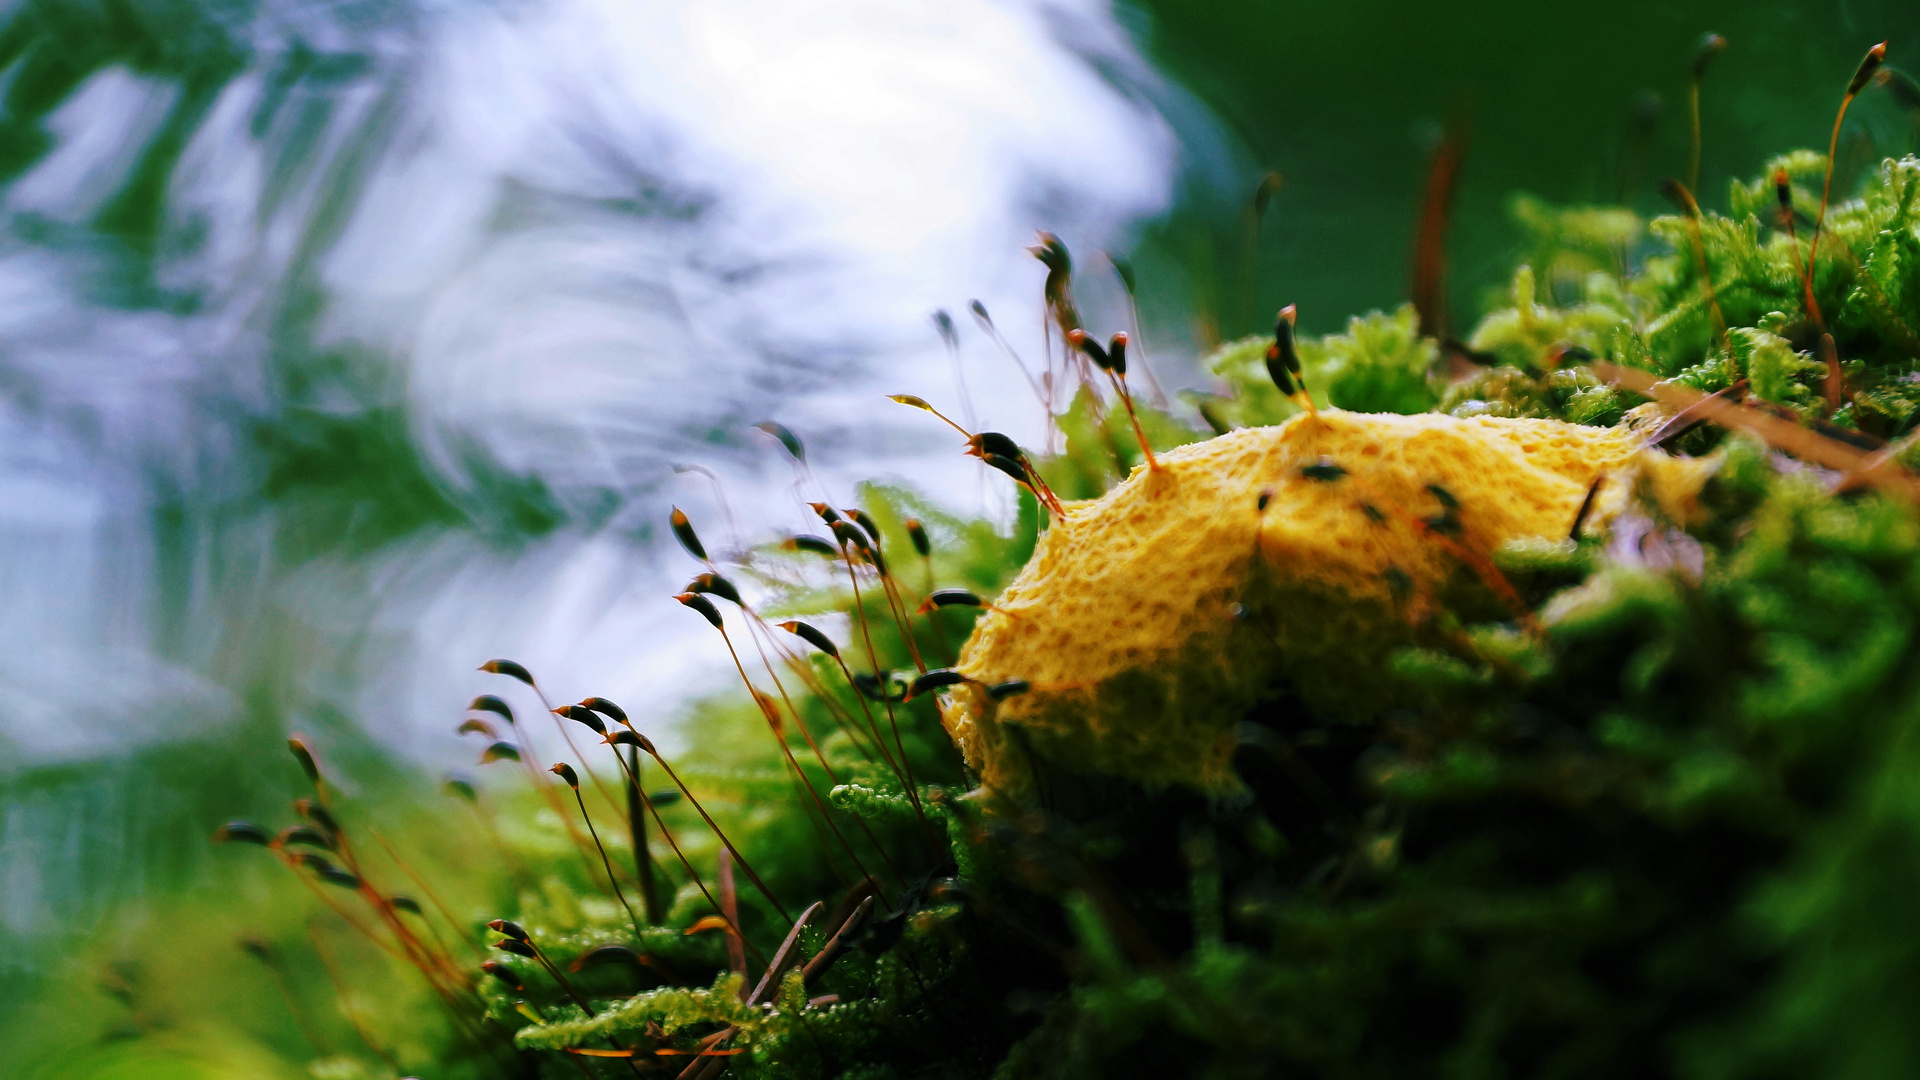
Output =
[
  {"x1": 479, "y1": 659, "x2": 536, "y2": 686},
  {"x1": 1850, "y1": 41, "x2": 1890, "y2": 96},
  {"x1": 287, "y1": 738, "x2": 321, "y2": 784},
  {"x1": 668, "y1": 507, "x2": 709, "y2": 563},
  {"x1": 674, "y1": 591, "x2": 724, "y2": 630},
  {"x1": 1691, "y1": 32, "x2": 1726, "y2": 78},
  {"x1": 752, "y1": 421, "x2": 807, "y2": 463}
]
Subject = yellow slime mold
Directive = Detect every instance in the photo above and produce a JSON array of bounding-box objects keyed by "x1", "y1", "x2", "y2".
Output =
[{"x1": 942, "y1": 409, "x2": 1709, "y2": 795}]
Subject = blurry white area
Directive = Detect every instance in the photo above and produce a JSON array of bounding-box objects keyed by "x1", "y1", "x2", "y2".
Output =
[{"x1": 0, "y1": 0, "x2": 1187, "y2": 767}]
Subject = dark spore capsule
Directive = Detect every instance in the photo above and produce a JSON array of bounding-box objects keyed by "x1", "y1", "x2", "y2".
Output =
[
  {"x1": 829, "y1": 520, "x2": 871, "y2": 553},
  {"x1": 674, "y1": 592, "x2": 724, "y2": 629},
  {"x1": 317, "y1": 865, "x2": 362, "y2": 891},
  {"x1": 1067, "y1": 328, "x2": 1111, "y2": 370},
  {"x1": 970, "y1": 431, "x2": 1022, "y2": 460},
  {"x1": 689, "y1": 572, "x2": 743, "y2": 607},
  {"x1": 981, "y1": 453, "x2": 1031, "y2": 486},
  {"x1": 288, "y1": 738, "x2": 321, "y2": 785},
  {"x1": 852, "y1": 672, "x2": 906, "y2": 703},
  {"x1": 904, "y1": 518, "x2": 931, "y2": 557},
  {"x1": 389, "y1": 896, "x2": 423, "y2": 915},
  {"x1": 580, "y1": 697, "x2": 628, "y2": 727},
  {"x1": 212, "y1": 821, "x2": 271, "y2": 846},
  {"x1": 294, "y1": 799, "x2": 339, "y2": 837},
  {"x1": 279, "y1": 826, "x2": 333, "y2": 851},
  {"x1": 969, "y1": 299, "x2": 993, "y2": 328},
  {"x1": 1029, "y1": 231, "x2": 1072, "y2": 275},
  {"x1": 468, "y1": 695, "x2": 514, "y2": 723},
  {"x1": 479, "y1": 659, "x2": 537, "y2": 686},
  {"x1": 777, "y1": 620, "x2": 840, "y2": 658},
  {"x1": 926, "y1": 589, "x2": 983, "y2": 609},
  {"x1": 931, "y1": 309, "x2": 959, "y2": 349},
  {"x1": 494, "y1": 937, "x2": 537, "y2": 959},
  {"x1": 488, "y1": 919, "x2": 530, "y2": 941},
  {"x1": 648, "y1": 789, "x2": 682, "y2": 807},
  {"x1": 1265, "y1": 344, "x2": 1297, "y2": 397},
  {"x1": 549, "y1": 762, "x2": 581, "y2": 788},
  {"x1": 299, "y1": 853, "x2": 360, "y2": 890},
  {"x1": 809, "y1": 502, "x2": 841, "y2": 524},
  {"x1": 669, "y1": 507, "x2": 708, "y2": 562},
  {"x1": 607, "y1": 730, "x2": 657, "y2": 754},
  {"x1": 570, "y1": 944, "x2": 645, "y2": 972},
  {"x1": 479, "y1": 741, "x2": 522, "y2": 765},
  {"x1": 753, "y1": 421, "x2": 806, "y2": 463},
  {"x1": 843, "y1": 508, "x2": 884, "y2": 546},
  {"x1": 456, "y1": 718, "x2": 497, "y2": 739},
  {"x1": 1849, "y1": 41, "x2": 1889, "y2": 97},
  {"x1": 1691, "y1": 32, "x2": 1726, "y2": 79},
  {"x1": 783, "y1": 534, "x2": 838, "y2": 557},
  {"x1": 1269, "y1": 306, "x2": 1302, "y2": 375},
  {"x1": 443, "y1": 777, "x2": 478, "y2": 802},
  {"x1": 553, "y1": 705, "x2": 606, "y2": 735},
  {"x1": 906, "y1": 669, "x2": 968, "y2": 700},
  {"x1": 1107, "y1": 332, "x2": 1128, "y2": 376},
  {"x1": 480, "y1": 960, "x2": 524, "y2": 992}
]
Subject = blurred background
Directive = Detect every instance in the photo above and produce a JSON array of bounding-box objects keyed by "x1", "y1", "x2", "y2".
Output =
[{"x1": 0, "y1": 0, "x2": 1915, "y2": 1066}]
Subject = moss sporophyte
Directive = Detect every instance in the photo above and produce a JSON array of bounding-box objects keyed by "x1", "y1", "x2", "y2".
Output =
[{"x1": 210, "y1": 44, "x2": 1920, "y2": 1080}]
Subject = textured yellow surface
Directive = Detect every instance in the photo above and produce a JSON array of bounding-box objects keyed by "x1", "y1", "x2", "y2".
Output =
[{"x1": 942, "y1": 409, "x2": 1707, "y2": 794}]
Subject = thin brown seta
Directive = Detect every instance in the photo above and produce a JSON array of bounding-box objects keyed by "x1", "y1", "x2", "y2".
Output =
[
  {"x1": 600, "y1": 734, "x2": 771, "y2": 967},
  {"x1": 1658, "y1": 178, "x2": 1730, "y2": 351},
  {"x1": 1688, "y1": 33, "x2": 1727, "y2": 194},
  {"x1": 550, "y1": 762, "x2": 645, "y2": 939},
  {"x1": 834, "y1": 549, "x2": 945, "y2": 857},
  {"x1": 1807, "y1": 41, "x2": 1889, "y2": 412},
  {"x1": 717, "y1": 849, "x2": 751, "y2": 991},
  {"x1": 1101, "y1": 254, "x2": 1169, "y2": 406},
  {"x1": 477, "y1": 662, "x2": 625, "y2": 871},
  {"x1": 1068, "y1": 329, "x2": 1161, "y2": 472},
  {"x1": 679, "y1": 587, "x2": 881, "y2": 886},
  {"x1": 607, "y1": 687, "x2": 795, "y2": 927},
  {"x1": 1597, "y1": 360, "x2": 1920, "y2": 498}
]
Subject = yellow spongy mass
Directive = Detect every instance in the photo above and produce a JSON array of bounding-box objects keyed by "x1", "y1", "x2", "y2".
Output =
[{"x1": 942, "y1": 409, "x2": 1710, "y2": 794}]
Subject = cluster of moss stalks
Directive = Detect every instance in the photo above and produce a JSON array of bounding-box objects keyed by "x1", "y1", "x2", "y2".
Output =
[{"x1": 211, "y1": 146, "x2": 1920, "y2": 1080}]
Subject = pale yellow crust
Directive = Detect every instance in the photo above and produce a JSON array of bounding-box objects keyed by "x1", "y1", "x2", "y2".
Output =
[{"x1": 941, "y1": 410, "x2": 1708, "y2": 795}]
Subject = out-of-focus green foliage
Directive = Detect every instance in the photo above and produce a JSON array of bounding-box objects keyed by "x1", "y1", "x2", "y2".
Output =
[{"x1": 1213, "y1": 154, "x2": 1920, "y2": 447}]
